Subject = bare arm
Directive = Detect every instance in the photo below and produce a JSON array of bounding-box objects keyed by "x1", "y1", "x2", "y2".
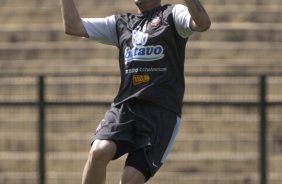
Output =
[
  {"x1": 60, "y1": 0, "x2": 89, "y2": 37},
  {"x1": 184, "y1": 0, "x2": 211, "y2": 32}
]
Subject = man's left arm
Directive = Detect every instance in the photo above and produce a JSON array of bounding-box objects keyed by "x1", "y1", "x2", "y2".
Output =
[{"x1": 184, "y1": 0, "x2": 211, "y2": 32}]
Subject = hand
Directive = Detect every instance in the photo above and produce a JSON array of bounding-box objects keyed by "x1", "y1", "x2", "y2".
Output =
[{"x1": 184, "y1": 0, "x2": 211, "y2": 32}]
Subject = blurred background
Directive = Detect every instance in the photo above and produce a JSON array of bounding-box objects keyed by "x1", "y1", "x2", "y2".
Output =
[{"x1": 0, "y1": 0, "x2": 282, "y2": 184}]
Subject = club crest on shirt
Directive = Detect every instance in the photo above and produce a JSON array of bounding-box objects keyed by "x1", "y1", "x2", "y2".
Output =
[
  {"x1": 124, "y1": 29, "x2": 165, "y2": 64},
  {"x1": 150, "y1": 14, "x2": 162, "y2": 28},
  {"x1": 132, "y1": 30, "x2": 148, "y2": 46}
]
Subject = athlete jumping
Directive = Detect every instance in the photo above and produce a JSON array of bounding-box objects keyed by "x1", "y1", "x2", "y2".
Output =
[{"x1": 60, "y1": 0, "x2": 211, "y2": 183}]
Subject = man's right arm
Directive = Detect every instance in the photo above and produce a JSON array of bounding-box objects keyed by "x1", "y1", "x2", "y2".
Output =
[{"x1": 60, "y1": 0, "x2": 89, "y2": 37}]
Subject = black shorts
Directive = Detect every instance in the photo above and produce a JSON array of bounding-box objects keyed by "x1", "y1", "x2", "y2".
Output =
[{"x1": 92, "y1": 98, "x2": 181, "y2": 181}]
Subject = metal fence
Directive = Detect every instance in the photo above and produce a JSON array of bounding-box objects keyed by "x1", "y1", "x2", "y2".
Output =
[{"x1": 0, "y1": 74, "x2": 282, "y2": 184}]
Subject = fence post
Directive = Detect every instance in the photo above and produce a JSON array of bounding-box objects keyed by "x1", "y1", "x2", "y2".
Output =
[
  {"x1": 259, "y1": 75, "x2": 267, "y2": 184},
  {"x1": 38, "y1": 76, "x2": 46, "y2": 184}
]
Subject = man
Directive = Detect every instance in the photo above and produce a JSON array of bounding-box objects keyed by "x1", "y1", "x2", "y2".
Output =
[{"x1": 60, "y1": 0, "x2": 210, "y2": 183}]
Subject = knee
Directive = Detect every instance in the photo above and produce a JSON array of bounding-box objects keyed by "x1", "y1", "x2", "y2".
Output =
[
  {"x1": 88, "y1": 148, "x2": 106, "y2": 166},
  {"x1": 88, "y1": 140, "x2": 116, "y2": 166}
]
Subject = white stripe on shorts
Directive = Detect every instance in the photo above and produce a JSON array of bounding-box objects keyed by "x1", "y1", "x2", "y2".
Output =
[{"x1": 161, "y1": 116, "x2": 181, "y2": 163}]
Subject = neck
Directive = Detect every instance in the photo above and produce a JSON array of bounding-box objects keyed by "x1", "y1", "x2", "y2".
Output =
[{"x1": 136, "y1": 0, "x2": 161, "y2": 13}]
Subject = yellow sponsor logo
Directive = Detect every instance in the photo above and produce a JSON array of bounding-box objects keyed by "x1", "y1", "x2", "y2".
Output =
[{"x1": 132, "y1": 74, "x2": 150, "y2": 85}]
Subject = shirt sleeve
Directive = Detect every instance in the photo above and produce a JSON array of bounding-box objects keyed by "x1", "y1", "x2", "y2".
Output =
[
  {"x1": 172, "y1": 4, "x2": 193, "y2": 38},
  {"x1": 81, "y1": 15, "x2": 118, "y2": 46}
]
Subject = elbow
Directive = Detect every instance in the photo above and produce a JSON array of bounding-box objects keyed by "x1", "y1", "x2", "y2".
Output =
[
  {"x1": 63, "y1": 24, "x2": 76, "y2": 36},
  {"x1": 62, "y1": 21, "x2": 87, "y2": 37},
  {"x1": 63, "y1": 26, "x2": 70, "y2": 35},
  {"x1": 62, "y1": 20, "x2": 73, "y2": 35},
  {"x1": 64, "y1": 26, "x2": 74, "y2": 36}
]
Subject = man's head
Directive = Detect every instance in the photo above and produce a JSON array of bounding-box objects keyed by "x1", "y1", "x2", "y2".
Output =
[{"x1": 134, "y1": 0, "x2": 161, "y2": 12}]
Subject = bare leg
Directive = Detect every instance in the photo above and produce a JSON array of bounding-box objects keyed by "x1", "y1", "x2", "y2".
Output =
[
  {"x1": 120, "y1": 166, "x2": 146, "y2": 184},
  {"x1": 82, "y1": 140, "x2": 117, "y2": 184}
]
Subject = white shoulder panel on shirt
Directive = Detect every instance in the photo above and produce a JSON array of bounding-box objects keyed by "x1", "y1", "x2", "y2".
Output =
[
  {"x1": 172, "y1": 4, "x2": 193, "y2": 38},
  {"x1": 82, "y1": 15, "x2": 118, "y2": 46}
]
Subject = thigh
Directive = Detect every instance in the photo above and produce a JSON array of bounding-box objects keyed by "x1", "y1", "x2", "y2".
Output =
[
  {"x1": 125, "y1": 148, "x2": 151, "y2": 182},
  {"x1": 91, "y1": 103, "x2": 135, "y2": 159},
  {"x1": 126, "y1": 100, "x2": 182, "y2": 181}
]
